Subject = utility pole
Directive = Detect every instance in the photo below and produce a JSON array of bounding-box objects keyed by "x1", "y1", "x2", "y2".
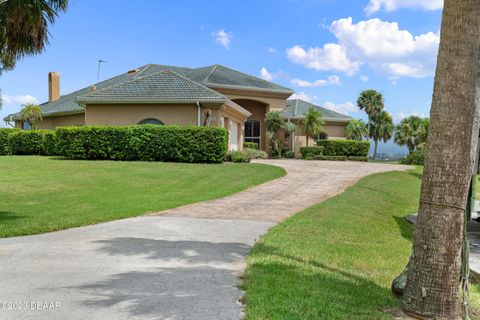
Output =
[{"x1": 96, "y1": 59, "x2": 107, "y2": 83}]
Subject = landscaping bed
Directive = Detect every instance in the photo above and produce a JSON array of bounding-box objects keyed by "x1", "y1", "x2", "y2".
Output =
[{"x1": 0, "y1": 156, "x2": 285, "y2": 237}]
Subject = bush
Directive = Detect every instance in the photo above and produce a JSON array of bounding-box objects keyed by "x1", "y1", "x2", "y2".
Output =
[
  {"x1": 0, "y1": 128, "x2": 18, "y2": 155},
  {"x1": 347, "y1": 156, "x2": 368, "y2": 162},
  {"x1": 244, "y1": 142, "x2": 259, "y2": 150},
  {"x1": 400, "y1": 149, "x2": 425, "y2": 165},
  {"x1": 318, "y1": 155, "x2": 347, "y2": 161},
  {"x1": 43, "y1": 131, "x2": 58, "y2": 156},
  {"x1": 243, "y1": 147, "x2": 268, "y2": 160},
  {"x1": 56, "y1": 125, "x2": 228, "y2": 163},
  {"x1": 8, "y1": 130, "x2": 55, "y2": 155},
  {"x1": 300, "y1": 146, "x2": 324, "y2": 159},
  {"x1": 284, "y1": 150, "x2": 295, "y2": 159},
  {"x1": 227, "y1": 151, "x2": 250, "y2": 163},
  {"x1": 316, "y1": 140, "x2": 370, "y2": 157}
]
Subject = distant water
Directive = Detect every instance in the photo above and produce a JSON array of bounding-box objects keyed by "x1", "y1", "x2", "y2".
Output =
[{"x1": 369, "y1": 139, "x2": 408, "y2": 158}]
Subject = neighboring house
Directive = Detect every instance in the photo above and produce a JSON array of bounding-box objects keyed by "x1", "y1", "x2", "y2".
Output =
[{"x1": 5, "y1": 64, "x2": 351, "y2": 152}]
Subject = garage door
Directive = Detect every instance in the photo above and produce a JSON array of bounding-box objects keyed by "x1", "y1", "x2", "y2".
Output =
[{"x1": 229, "y1": 120, "x2": 238, "y2": 151}]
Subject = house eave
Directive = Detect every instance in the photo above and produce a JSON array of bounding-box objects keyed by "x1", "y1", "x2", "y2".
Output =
[{"x1": 76, "y1": 98, "x2": 227, "y2": 106}]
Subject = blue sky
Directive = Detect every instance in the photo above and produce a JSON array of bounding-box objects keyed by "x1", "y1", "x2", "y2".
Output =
[{"x1": 0, "y1": 0, "x2": 443, "y2": 153}]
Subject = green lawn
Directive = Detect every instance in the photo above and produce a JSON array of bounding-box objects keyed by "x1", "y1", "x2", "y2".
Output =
[
  {"x1": 0, "y1": 156, "x2": 285, "y2": 237},
  {"x1": 242, "y1": 167, "x2": 480, "y2": 319}
]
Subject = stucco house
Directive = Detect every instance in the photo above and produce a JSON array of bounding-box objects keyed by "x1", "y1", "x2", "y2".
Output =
[{"x1": 5, "y1": 64, "x2": 352, "y2": 153}]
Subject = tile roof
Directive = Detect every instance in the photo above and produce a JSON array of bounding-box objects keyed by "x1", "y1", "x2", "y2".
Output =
[
  {"x1": 76, "y1": 70, "x2": 226, "y2": 104},
  {"x1": 5, "y1": 63, "x2": 293, "y2": 121},
  {"x1": 282, "y1": 99, "x2": 353, "y2": 122}
]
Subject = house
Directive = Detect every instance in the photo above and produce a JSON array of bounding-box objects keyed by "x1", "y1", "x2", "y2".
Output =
[{"x1": 5, "y1": 64, "x2": 352, "y2": 152}]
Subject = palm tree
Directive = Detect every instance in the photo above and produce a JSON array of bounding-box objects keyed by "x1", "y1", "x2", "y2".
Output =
[
  {"x1": 284, "y1": 121, "x2": 297, "y2": 151},
  {"x1": 369, "y1": 111, "x2": 393, "y2": 160},
  {"x1": 265, "y1": 111, "x2": 285, "y2": 156},
  {"x1": 357, "y1": 89, "x2": 384, "y2": 139},
  {"x1": 394, "y1": 1, "x2": 480, "y2": 318},
  {"x1": 0, "y1": 0, "x2": 69, "y2": 71},
  {"x1": 20, "y1": 104, "x2": 43, "y2": 130},
  {"x1": 303, "y1": 107, "x2": 324, "y2": 146},
  {"x1": 394, "y1": 116, "x2": 429, "y2": 154},
  {"x1": 345, "y1": 119, "x2": 368, "y2": 141}
]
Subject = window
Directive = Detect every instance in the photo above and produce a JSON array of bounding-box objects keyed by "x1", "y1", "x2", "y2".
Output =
[
  {"x1": 22, "y1": 121, "x2": 32, "y2": 130},
  {"x1": 137, "y1": 118, "x2": 164, "y2": 125},
  {"x1": 244, "y1": 120, "x2": 261, "y2": 148}
]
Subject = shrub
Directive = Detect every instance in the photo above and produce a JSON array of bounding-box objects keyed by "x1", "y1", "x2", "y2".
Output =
[
  {"x1": 347, "y1": 156, "x2": 368, "y2": 162},
  {"x1": 400, "y1": 149, "x2": 425, "y2": 165},
  {"x1": 318, "y1": 155, "x2": 347, "y2": 161},
  {"x1": 316, "y1": 140, "x2": 370, "y2": 157},
  {"x1": 284, "y1": 150, "x2": 295, "y2": 159},
  {"x1": 244, "y1": 142, "x2": 259, "y2": 150},
  {"x1": 300, "y1": 146, "x2": 324, "y2": 159},
  {"x1": 56, "y1": 125, "x2": 228, "y2": 163},
  {"x1": 0, "y1": 128, "x2": 18, "y2": 155},
  {"x1": 227, "y1": 151, "x2": 250, "y2": 163},
  {"x1": 8, "y1": 130, "x2": 56, "y2": 155},
  {"x1": 43, "y1": 131, "x2": 58, "y2": 156},
  {"x1": 243, "y1": 147, "x2": 268, "y2": 160}
]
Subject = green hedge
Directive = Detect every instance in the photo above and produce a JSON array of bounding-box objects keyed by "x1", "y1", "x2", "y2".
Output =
[
  {"x1": 347, "y1": 156, "x2": 368, "y2": 162},
  {"x1": 318, "y1": 155, "x2": 347, "y2": 161},
  {"x1": 244, "y1": 142, "x2": 259, "y2": 150},
  {"x1": 0, "y1": 128, "x2": 18, "y2": 155},
  {"x1": 8, "y1": 130, "x2": 57, "y2": 155},
  {"x1": 300, "y1": 146, "x2": 324, "y2": 159},
  {"x1": 316, "y1": 140, "x2": 370, "y2": 157},
  {"x1": 56, "y1": 125, "x2": 228, "y2": 163},
  {"x1": 400, "y1": 149, "x2": 425, "y2": 165}
]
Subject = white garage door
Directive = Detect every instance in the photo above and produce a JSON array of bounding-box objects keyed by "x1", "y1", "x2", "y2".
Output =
[{"x1": 229, "y1": 120, "x2": 238, "y2": 151}]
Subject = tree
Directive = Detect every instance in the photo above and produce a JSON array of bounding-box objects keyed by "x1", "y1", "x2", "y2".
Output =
[
  {"x1": 357, "y1": 89, "x2": 384, "y2": 138},
  {"x1": 346, "y1": 119, "x2": 368, "y2": 141},
  {"x1": 369, "y1": 111, "x2": 393, "y2": 160},
  {"x1": 393, "y1": 1, "x2": 480, "y2": 318},
  {"x1": 303, "y1": 107, "x2": 324, "y2": 146},
  {"x1": 265, "y1": 111, "x2": 285, "y2": 156},
  {"x1": 394, "y1": 116, "x2": 429, "y2": 154},
  {"x1": 19, "y1": 104, "x2": 43, "y2": 130},
  {"x1": 284, "y1": 121, "x2": 297, "y2": 151}
]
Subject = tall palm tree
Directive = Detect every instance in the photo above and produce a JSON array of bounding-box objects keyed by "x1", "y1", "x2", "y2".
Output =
[
  {"x1": 369, "y1": 111, "x2": 393, "y2": 160},
  {"x1": 394, "y1": 116, "x2": 429, "y2": 154},
  {"x1": 394, "y1": 1, "x2": 480, "y2": 318},
  {"x1": 345, "y1": 119, "x2": 368, "y2": 141},
  {"x1": 284, "y1": 121, "x2": 297, "y2": 151},
  {"x1": 303, "y1": 107, "x2": 324, "y2": 146},
  {"x1": 20, "y1": 104, "x2": 43, "y2": 130},
  {"x1": 357, "y1": 90, "x2": 384, "y2": 137},
  {"x1": 0, "y1": 0, "x2": 68, "y2": 71}
]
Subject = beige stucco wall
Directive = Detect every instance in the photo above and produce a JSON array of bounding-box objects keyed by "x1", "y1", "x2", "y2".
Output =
[
  {"x1": 34, "y1": 113, "x2": 85, "y2": 129},
  {"x1": 84, "y1": 103, "x2": 225, "y2": 126},
  {"x1": 231, "y1": 99, "x2": 267, "y2": 151},
  {"x1": 212, "y1": 87, "x2": 289, "y2": 112},
  {"x1": 288, "y1": 120, "x2": 349, "y2": 154}
]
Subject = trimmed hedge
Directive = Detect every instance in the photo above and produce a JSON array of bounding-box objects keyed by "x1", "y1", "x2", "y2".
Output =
[
  {"x1": 347, "y1": 156, "x2": 368, "y2": 162},
  {"x1": 0, "y1": 128, "x2": 18, "y2": 155},
  {"x1": 316, "y1": 140, "x2": 370, "y2": 157},
  {"x1": 318, "y1": 155, "x2": 347, "y2": 161},
  {"x1": 8, "y1": 130, "x2": 56, "y2": 155},
  {"x1": 244, "y1": 142, "x2": 259, "y2": 150},
  {"x1": 300, "y1": 146, "x2": 324, "y2": 159},
  {"x1": 56, "y1": 125, "x2": 228, "y2": 163}
]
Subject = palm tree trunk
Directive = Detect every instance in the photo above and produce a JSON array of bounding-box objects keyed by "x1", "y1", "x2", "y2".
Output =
[
  {"x1": 399, "y1": 1, "x2": 480, "y2": 318},
  {"x1": 306, "y1": 135, "x2": 309, "y2": 147},
  {"x1": 373, "y1": 140, "x2": 378, "y2": 160}
]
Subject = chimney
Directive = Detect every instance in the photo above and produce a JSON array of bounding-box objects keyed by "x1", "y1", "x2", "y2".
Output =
[{"x1": 48, "y1": 72, "x2": 60, "y2": 102}]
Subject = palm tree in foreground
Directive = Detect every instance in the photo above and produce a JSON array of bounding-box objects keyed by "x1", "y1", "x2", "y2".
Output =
[
  {"x1": 357, "y1": 89, "x2": 384, "y2": 139},
  {"x1": 20, "y1": 104, "x2": 43, "y2": 130},
  {"x1": 369, "y1": 111, "x2": 393, "y2": 160},
  {"x1": 345, "y1": 119, "x2": 368, "y2": 141},
  {"x1": 394, "y1": 116, "x2": 429, "y2": 154},
  {"x1": 303, "y1": 107, "x2": 324, "y2": 146}
]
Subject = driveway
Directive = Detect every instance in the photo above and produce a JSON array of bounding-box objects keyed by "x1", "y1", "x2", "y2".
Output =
[{"x1": 0, "y1": 160, "x2": 410, "y2": 320}]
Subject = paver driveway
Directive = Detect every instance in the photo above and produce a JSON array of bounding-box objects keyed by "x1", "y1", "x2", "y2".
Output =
[{"x1": 0, "y1": 160, "x2": 410, "y2": 320}]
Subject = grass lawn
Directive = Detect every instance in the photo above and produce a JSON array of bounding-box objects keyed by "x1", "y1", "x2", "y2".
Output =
[
  {"x1": 0, "y1": 156, "x2": 285, "y2": 237},
  {"x1": 242, "y1": 166, "x2": 480, "y2": 319}
]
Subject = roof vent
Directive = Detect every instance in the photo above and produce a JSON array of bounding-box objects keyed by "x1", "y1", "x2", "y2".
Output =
[
  {"x1": 128, "y1": 68, "x2": 139, "y2": 74},
  {"x1": 91, "y1": 85, "x2": 97, "y2": 91}
]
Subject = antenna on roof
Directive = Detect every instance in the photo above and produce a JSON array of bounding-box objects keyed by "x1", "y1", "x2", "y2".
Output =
[{"x1": 96, "y1": 59, "x2": 107, "y2": 83}]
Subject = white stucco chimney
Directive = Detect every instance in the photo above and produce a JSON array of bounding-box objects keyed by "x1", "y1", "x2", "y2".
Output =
[{"x1": 48, "y1": 72, "x2": 60, "y2": 102}]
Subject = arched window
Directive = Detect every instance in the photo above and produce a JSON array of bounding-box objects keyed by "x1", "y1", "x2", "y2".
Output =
[
  {"x1": 137, "y1": 118, "x2": 164, "y2": 125},
  {"x1": 244, "y1": 120, "x2": 261, "y2": 148}
]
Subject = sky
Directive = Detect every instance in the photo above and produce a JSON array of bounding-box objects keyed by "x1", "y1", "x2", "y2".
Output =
[{"x1": 0, "y1": 0, "x2": 444, "y2": 153}]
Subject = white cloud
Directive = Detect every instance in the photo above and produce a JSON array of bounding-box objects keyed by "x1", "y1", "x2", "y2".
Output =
[
  {"x1": 323, "y1": 101, "x2": 358, "y2": 115},
  {"x1": 360, "y1": 75, "x2": 369, "y2": 82},
  {"x1": 291, "y1": 75, "x2": 341, "y2": 87},
  {"x1": 288, "y1": 92, "x2": 314, "y2": 102},
  {"x1": 365, "y1": 0, "x2": 443, "y2": 15},
  {"x1": 212, "y1": 29, "x2": 233, "y2": 49},
  {"x1": 2, "y1": 94, "x2": 39, "y2": 105},
  {"x1": 260, "y1": 67, "x2": 273, "y2": 81},
  {"x1": 287, "y1": 17, "x2": 439, "y2": 78},
  {"x1": 267, "y1": 47, "x2": 278, "y2": 53},
  {"x1": 286, "y1": 44, "x2": 360, "y2": 76}
]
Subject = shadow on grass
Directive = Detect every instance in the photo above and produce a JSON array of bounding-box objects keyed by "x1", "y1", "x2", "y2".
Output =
[
  {"x1": 407, "y1": 171, "x2": 423, "y2": 180},
  {"x1": 245, "y1": 243, "x2": 397, "y2": 319},
  {"x1": 0, "y1": 211, "x2": 24, "y2": 222},
  {"x1": 392, "y1": 215, "x2": 414, "y2": 241}
]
